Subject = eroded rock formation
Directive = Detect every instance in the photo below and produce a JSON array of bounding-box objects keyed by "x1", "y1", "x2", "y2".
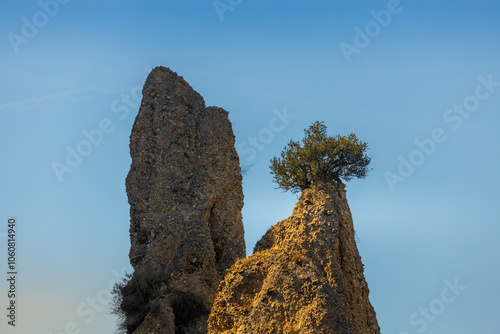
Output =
[
  {"x1": 122, "y1": 66, "x2": 245, "y2": 334},
  {"x1": 208, "y1": 182, "x2": 380, "y2": 334}
]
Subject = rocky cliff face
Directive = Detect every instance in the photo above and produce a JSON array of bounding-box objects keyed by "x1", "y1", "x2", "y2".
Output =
[
  {"x1": 122, "y1": 66, "x2": 245, "y2": 334},
  {"x1": 118, "y1": 66, "x2": 379, "y2": 334},
  {"x1": 208, "y1": 182, "x2": 380, "y2": 334}
]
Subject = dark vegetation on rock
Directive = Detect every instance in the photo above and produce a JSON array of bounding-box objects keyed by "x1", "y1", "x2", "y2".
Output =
[{"x1": 270, "y1": 121, "x2": 371, "y2": 193}]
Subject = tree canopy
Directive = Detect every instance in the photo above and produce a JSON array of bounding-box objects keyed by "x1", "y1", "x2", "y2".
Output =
[{"x1": 270, "y1": 121, "x2": 371, "y2": 193}]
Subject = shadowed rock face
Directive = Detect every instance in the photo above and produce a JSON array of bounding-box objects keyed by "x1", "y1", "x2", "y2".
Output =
[
  {"x1": 123, "y1": 66, "x2": 245, "y2": 334},
  {"x1": 208, "y1": 182, "x2": 380, "y2": 334}
]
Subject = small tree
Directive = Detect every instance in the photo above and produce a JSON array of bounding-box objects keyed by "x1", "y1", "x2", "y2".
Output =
[{"x1": 270, "y1": 121, "x2": 371, "y2": 193}]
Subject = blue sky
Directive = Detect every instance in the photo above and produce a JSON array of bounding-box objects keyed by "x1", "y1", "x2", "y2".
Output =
[{"x1": 1, "y1": 1, "x2": 499, "y2": 333}]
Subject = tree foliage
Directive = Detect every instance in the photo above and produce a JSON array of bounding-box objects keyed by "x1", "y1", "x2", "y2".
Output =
[{"x1": 270, "y1": 121, "x2": 371, "y2": 193}]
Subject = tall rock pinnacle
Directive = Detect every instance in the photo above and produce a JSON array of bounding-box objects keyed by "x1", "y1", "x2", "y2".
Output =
[
  {"x1": 208, "y1": 182, "x2": 380, "y2": 333},
  {"x1": 122, "y1": 67, "x2": 245, "y2": 334}
]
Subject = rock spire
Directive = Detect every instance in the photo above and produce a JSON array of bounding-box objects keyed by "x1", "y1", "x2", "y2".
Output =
[
  {"x1": 122, "y1": 66, "x2": 245, "y2": 334},
  {"x1": 208, "y1": 182, "x2": 380, "y2": 334}
]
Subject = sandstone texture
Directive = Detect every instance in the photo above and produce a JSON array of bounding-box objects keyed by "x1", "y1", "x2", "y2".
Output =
[
  {"x1": 208, "y1": 182, "x2": 380, "y2": 334},
  {"x1": 122, "y1": 66, "x2": 245, "y2": 334}
]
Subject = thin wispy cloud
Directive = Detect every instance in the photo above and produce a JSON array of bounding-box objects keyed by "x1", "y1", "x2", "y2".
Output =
[{"x1": 0, "y1": 87, "x2": 101, "y2": 112}]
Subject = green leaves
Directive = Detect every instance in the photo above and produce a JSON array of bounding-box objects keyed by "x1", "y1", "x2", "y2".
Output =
[{"x1": 270, "y1": 121, "x2": 371, "y2": 193}]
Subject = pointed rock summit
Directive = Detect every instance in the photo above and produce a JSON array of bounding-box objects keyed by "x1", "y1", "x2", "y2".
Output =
[
  {"x1": 208, "y1": 182, "x2": 380, "y2": 334},
  {"x1": 122, "y1": 67, "x2": 245, "y2": 334},
  {"x1": 117, "y1": 66, "x2": 379, "y2": 334}
]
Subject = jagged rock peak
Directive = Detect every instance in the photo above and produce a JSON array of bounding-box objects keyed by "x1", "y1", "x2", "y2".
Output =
[
  {"x1": 122, "y1": 66, "x2": 245, "y2": 334},
  {"x1": 208, "y1": 182, "x2": 380, "y2": 334}
]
